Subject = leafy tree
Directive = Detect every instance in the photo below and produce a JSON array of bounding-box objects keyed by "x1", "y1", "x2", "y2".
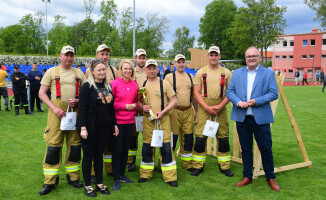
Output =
[
  {"x1": 97, "y1": 0, "x2": 118, "y2": 44},
  {"x1": 48, "y1": 15, "x2": 70, "y2": 54},
  {"x1": 304, "y1": 0, "x2": 326, "y2": 27},
  {"x1": 228, "y1": 0, "x2": 286, "y2": 66},
  {"x1": 119, "y1": 7, "x2": 133, "y2": 56},
  {"x1": 198, "y1": 0, "x2": 237, "y2": 59},
  {"x1": 168, "y1": 26, "x2": 195, "y2": 59},
  {"x1": 0, "y1": 25, "x2": 27, "y2": 54}
]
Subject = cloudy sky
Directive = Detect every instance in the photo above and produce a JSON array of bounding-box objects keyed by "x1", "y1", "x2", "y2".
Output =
[{"x1": 0, "y1": 0, "x2": 321, "y2": 50}]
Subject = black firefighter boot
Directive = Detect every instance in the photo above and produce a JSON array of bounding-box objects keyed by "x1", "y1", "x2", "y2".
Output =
[
  {"x1": 24, "y1": 106, "x2": 32, "y2": 115},
  {"x1": 15, "y1": 106, "x2": 19, "y2": 116}
]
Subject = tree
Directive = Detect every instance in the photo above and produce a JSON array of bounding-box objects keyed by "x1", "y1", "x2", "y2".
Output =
[
  {"x1": 228, "y1": 0, "x2": 286, "y2": 66},
  {"x1": 168, "y1": 26, "x2": 195, "y2": 59},
  {"x1": 119, "y1": 7, "x2": 133, "y2": 56},
  {"x1": 137, "y1": 12, "x2": 169, "y2": 58},
  {"x1": 304, "y1": 0, "x2": 326, "y2": 27},
  {"x1": 198, "y1": 0, "x2": 237, "y2": 59},
  {"x1": 97, "y1": 0, "x2": 118, "y2": 44},
  {"x1": 0, "y1": 25, "x2": 28, "y2": 54},
  {"x1": 48, "y1": 15, "x2": 70, "y2": 54},
  {"x1": 82, "y1": 0, "x2": 97, "y2": 55}
]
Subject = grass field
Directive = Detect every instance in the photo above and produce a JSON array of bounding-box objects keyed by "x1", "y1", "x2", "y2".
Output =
[{"x1": 0, "y1": 86, "x2": 325, "y2": 200}]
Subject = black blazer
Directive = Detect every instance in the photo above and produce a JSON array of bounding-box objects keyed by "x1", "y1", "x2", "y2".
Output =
[{"x1": 77, "y1": 82, "x2": 117, "y2": 135}]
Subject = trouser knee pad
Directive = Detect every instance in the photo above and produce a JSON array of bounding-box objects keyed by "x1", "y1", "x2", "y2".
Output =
[
  {"x1": 142, "y1": 143, "x2": 154, "y2": 163},
  {"x1": 184, "y1": 133, "x2": 194, "y2": 151},
  {"x1": 161, "y1": 142, "x2": 172, "y2": 163},
  {"x1": 194, "y1": 137, "x2": 206, "y2": 153},
  {"x1": 68, "y1": 145, "x2": 81, "y2": 162},
  {"x1": 218, "y1": 137, "x2": 230, "y2": 153},
  {"x1": 45, "y1": 146, "x2": 61, "y2": 165}
]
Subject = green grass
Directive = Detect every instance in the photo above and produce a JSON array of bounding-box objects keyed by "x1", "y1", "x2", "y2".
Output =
[{"x1": 0, "y1": 86, "x2": 325, "y2": 199}]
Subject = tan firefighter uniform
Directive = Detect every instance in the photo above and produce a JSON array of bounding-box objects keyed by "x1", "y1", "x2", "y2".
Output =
[
  {"x1": 139, "y1": 78, "x2": 177, "y2": 182},
  {"x1": 127, "y1": 66, "x2": 147, "y2": 165},
  {"x1": 165, "y1": 71, "x2": 194, "y2": 170},
  {"x1": 85, "y1": 64, "x2": 118, "y2": 175},
  {"x1": 192, "y1": 65, "x2": 232, "y2": 171},
  {"x1": 41, "y1": 65, "x2": 87, "y2": 185}
]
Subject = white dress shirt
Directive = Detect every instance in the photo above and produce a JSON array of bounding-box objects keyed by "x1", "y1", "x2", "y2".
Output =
[{"x1": 246, "y1": 66, "x2": 259, "y2": 115}]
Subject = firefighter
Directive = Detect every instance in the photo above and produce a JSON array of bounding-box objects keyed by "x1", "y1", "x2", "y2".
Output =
[
  {"x1": 85, "y1": 44, "x2": 118, "y2": 182},
  {"x1": 126, "y1": 48, "x2": 148, "y2": 172},
  {"x1": 165, "y1": 54, "x2": 197, "y2": 171},
  {"x1": 38, "y1": 45, "x2": 87, "y2": 195},
  {"x1": 10, "y1": 65, "x2": 31, "y2": 115},
  {"x1": 138, "y1": 59, "x2": 178, "y2": 187},
  {"x1": 191, "y1": 46, "x2": 234, "y2": 177}
]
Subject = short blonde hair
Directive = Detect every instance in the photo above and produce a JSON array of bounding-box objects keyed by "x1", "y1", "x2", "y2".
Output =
[{"x1": 118, "y1": 59, "x2": 135, "y2": 80}]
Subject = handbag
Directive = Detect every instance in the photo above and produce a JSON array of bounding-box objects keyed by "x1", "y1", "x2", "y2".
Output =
[
  {"x1": 135, "y1": 114, "x2": 144, "y2": 132},
  {"x1": 203, "y1": 115, "x2": 219, "y2": 138},
  {"x1": 151, "y1": 120, "x2": 164, "y2": 147},
  {"x1": 60, "y1": 105, "x2": 77, "y2": 131}
]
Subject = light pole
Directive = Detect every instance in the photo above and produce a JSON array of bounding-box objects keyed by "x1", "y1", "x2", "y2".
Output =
[
  {"x1": 133, "y1": 0, "x2": 136, "y2": 57},
  {"x1": 42, "y1": 0, "x2": 51, "y2": 56}
]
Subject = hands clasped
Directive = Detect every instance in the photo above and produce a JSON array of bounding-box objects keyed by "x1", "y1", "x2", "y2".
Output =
[{"x1": 238, "y1": 99, "x2": 256, "y2": 109}]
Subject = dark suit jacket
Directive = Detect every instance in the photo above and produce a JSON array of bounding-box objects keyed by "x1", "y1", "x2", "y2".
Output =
[
  {"x1": 77, "y1": 82, "x2": 117, "y2": 135},
  {"x1": 226, "y1": 65, "x2": 278, "y2": 125}
]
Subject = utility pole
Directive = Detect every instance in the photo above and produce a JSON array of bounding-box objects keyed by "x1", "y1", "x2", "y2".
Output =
[
  {"x1": 133, "y1": 0, "x2": 136, "y2": 57},
  {"x1": 42, "y1": 0, "x2": 51, "y2": 56}
]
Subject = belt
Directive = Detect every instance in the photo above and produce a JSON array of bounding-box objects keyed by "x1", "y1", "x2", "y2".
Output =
[{"x1": 175, "y1": 106, "x2": 191, "y2": 111}]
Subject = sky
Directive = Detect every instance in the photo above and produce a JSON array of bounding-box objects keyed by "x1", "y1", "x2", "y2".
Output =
[{"x1": 0, "y1": 0, "x2": 322, "y2": 51}]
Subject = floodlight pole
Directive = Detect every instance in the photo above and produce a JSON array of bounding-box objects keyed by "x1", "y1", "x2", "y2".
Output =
[
  {"x1": 133, "y1": 0, "x2": 136, "y2": 57},
  {"x1": 42, "y1": 0, "x2": 50, "y2": 56}
]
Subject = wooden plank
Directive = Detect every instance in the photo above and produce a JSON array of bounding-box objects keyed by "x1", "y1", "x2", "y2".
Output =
[
  {"x1": 233, "y1": 121, "x2": 240, "y2": 158},
  {"x1": 253, "y1": 161, "x2": 312, "y2": 178},
  {"x1": 276, "y1": 74, "x2": 310, "y2": 162},
  {"x1": 206, "y1": 137, "x2": 213, "y2": 155},
  {"x1": 231, "y1": 156, "x2": 243, "y2": 163}
]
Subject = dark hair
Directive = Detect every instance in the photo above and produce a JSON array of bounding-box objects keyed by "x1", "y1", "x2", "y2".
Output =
[
  {"x1": 43, "y1": 69, "x2": 47, "y2": 72},
  {"x1": 90, "y1": 59, "x2": 105, "y2": 70},
  {"x1": 33, "y1": 62, "x2": 37, "y2": 65}
]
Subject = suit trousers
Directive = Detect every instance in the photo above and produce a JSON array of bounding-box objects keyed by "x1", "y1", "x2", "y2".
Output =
[{"x1": 236, "y1": 115, "x2": 276, "y2": 181}]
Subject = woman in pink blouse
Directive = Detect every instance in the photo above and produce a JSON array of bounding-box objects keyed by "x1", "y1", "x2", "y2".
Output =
[{"x1": 110, "y1": 59, "x2": 139, "y2": 191}]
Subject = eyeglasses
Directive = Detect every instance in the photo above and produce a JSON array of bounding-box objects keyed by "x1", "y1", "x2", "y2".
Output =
[
  {"x1": 245, "y1": 55, "x2": 259, "y2": 59},
  {"x1": 91, "y1": 59, "x2": 105, "y2": 64}
]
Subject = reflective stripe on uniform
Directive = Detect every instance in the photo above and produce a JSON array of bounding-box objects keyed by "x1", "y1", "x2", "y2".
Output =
[
  {"x1": 43, "y1": 168, "x2": 60, "y2": 175},
  {"x1": 181, "y1": 153, "x2": 193, "y2": 161},
  {"x1": 140, "y1": 161, "x2": 154, "y2": 170},
  {"x1": 128, "y1": 150, "x2": 137, "y2": 156},
  {"x1": 217, "y1": 155, "x2": 231, "y2": 162},
  {"x1": 192, "y1": 155, "x2": 206, "y2": 162},
  {"x1": 161, "y1": 161, "x2": 177, "y2": 171},
  {"x1": 23, "y1": 104, "x2": 29, "y2": 106},
  {"x1": 65, "y1": 164, "x2": 80, "y2": 172},
  {"x1": 104, "y1": 155, "x2": 112, "y2": 163}
]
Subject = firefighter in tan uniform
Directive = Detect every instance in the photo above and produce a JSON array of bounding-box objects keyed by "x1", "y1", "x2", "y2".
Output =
[
  {"x1": 191, "y1": 46, "x2": 234, "y2": 177},
  {"x1": 126, "y1": 49, "x2": 147, "y2": 172},
  {"x1": 38, "y1": 46, "x2": 87, "y2": 195},
  {"x1": 165, "y1": 54, "x2": 196, "y2": 172},
  {"x1": 138, "y1": 59, "x2": 178, "y2": 187},
  {"x1": 85, "y1": 44, "x2": 118, "y2": 182}
]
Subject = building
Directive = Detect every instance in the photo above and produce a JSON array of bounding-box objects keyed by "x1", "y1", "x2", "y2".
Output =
[{"x1": 272, "y1": 28, "x2": 326, "y2": 79}]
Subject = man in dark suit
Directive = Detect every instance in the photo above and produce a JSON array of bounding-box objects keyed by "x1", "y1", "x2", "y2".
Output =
[{"x1": 226, "y1": 46, "x2": 280, "y2": 191}]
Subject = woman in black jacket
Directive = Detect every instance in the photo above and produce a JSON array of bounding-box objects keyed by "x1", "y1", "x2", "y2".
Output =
[{"x1": 78, "y1": 59, "x2": 119, "y2": 197}]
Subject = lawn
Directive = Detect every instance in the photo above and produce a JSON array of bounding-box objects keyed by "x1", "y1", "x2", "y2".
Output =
[{"x1": 0, "y1": 85, "x2": 325, "y2": 200}]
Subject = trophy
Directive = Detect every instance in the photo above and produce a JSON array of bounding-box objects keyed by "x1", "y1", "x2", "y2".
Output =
[{"x1": 138, "y1": 87, "x2": 157, "y2": 120}]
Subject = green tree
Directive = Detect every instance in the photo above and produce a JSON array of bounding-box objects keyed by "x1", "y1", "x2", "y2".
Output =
[
  {"x1": 198, "y1": 0, "x2": 237, "y2": 59},
  {"x1": 168, "y1": 26, "x2": 195, "y2": 59},
  {"x1": 0, "y1": 25, "x2": 28, "y2": 54},
  {"x1": 48, "y1": 15, "x2": 70, "y2": 55},
  {"x1": 97, "y1": 0, "x2": 118, "y2": 44},
  {"x1": 119, "y1": 7, "x2": 133, "y2": 56},
  {"x1": 228, "y1": 0, "x2": 286, "y2": 66},
  {"x1": 304, "y1": 0, "x2": 326, "y2": 27}
]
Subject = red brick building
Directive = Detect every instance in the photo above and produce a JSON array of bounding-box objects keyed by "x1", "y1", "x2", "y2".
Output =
[{"x1": 272, "y1": 28, "x2": 326, "y2": 79}]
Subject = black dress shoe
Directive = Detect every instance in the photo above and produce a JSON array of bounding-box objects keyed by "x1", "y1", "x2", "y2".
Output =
[
  {"x1": 191, "y1": 168, "x2": 203, "y2": 176},
  {"x1": 138, "y1": 178, "x2": 148, "y2": 183},
  {"x1": 39, "y1": 184, "x2": 55, "y2": 196},
  {"x1": 127, "y1": 163, "x2": 137, "y2": 172},
  {"x1": 167, "y1": 181, "x2": 178, "y2": 187},
  {"x1": 220, "y1": 169, "x2": 234, "y2": 177},
  {"x1": 37, "y1": 109, "x2": 44, "y2": 112}
]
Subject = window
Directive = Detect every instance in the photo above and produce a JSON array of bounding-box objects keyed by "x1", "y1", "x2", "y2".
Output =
[
  {"x1": 282, "y1": 55, "x2": 287, "y2": 59},
  {"x1": 275, "y1": 56, "x2": 280, "y2": 59},
  {"x1": 289, "y1": 69, "x2": 293, "y2": 73},
  {"x1": 284, "y1": 69, "x2": 287, "y2": 73},
  {"x1": 290, "y1": 40, "x2": 294, "y2": 46},
  {"x1": 310, "y1": 39, "x2": 315, "y2": 46},
  {"x1": 303, "y1": 40, "x2": 307, "y2": 46},
  {"x1": 283, "y1": 40, "x2": 287, "y2": 47},
  {"x1": 310, "y1": 55, "x2": 315, "y2": 59},
  {"x1": 323, "y1": 39, "x2": 326, "y2": 45},
  {"x1": 302, "y1": 55, "x2": 307, "y2": 59},
  {"x1": 308, "y1": 70, "x2": 313, "y2": 74},
  {"x1": 289, "y1": 55, "x2": 293, "y2": 59},
  {"x1": 322, "y1": 55, "x2": 326, "y2": 58}
]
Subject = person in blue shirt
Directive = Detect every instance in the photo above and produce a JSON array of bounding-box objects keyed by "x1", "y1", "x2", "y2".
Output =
[{"x1": 27, "y1": 62, "x2": 44, "y2": 113}]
